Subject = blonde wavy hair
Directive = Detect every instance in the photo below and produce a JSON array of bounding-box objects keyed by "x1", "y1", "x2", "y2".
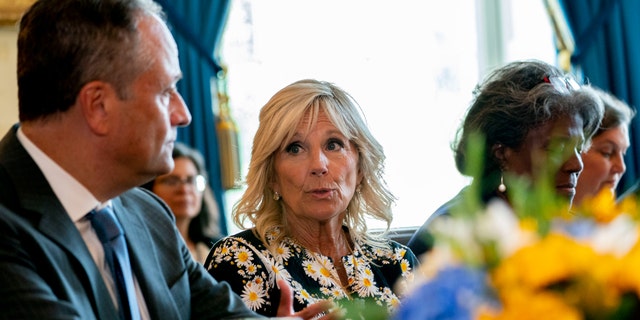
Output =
[{"x1": 233, "y1": 79, "x2": 395, "y2": 249}]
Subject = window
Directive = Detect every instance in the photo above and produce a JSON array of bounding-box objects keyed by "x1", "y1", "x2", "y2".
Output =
[{"x1": 220, "y1": 0, "x2": 556, "y2": 233}]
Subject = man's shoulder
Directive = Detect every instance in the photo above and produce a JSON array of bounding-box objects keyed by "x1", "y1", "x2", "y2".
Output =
[
  {"x1": 119, "y1": 187, "x2": 168, "y2": 212},
  {"x1": 115, "y1": 187, "x2": 176, "y2": 228}
]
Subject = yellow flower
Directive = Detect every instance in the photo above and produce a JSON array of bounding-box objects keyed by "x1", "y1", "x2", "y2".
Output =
[
  {"x1": 576, "y1": 188, "x2": 635, "y2": 223},
  {"x1": 492, "y1": 233, "x2": 596, "y2": 290},
  {"x1": 488, "y1": 233, "x2": 624, "y2": 319},
  {"x1": 478, "y1": 290, "x2": 581, "y2": 320},
  {"x1": 613, "y1": 235, "x2": 640, "y2": 296},
  {"x1": 618, "y1": 195, "x2": 639, "y2": 220},
  {"x1": 518, "y1": 218, "x2": 537, "y2": 232}
]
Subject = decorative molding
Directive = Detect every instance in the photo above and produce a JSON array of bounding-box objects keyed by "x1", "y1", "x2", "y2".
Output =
[{"x1": 0, "y1": 0, "x2": 35, "y2": 26}]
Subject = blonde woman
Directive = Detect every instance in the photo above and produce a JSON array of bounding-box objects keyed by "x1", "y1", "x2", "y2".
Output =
[{"x1": 205, "y1": 79, "x2": 418, "y2": 317}]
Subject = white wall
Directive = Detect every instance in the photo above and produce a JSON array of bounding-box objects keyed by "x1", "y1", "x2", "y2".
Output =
[{"x1": 0, "y1": 26, "x2": 18, "y2": 135}]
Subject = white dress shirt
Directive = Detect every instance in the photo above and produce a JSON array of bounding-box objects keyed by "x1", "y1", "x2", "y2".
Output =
[{"x1": 17, "y1": 127, "x2": 150, "y2": 319}]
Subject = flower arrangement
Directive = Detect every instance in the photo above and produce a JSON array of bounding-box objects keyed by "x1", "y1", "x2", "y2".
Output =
[{"x1": 393, "y1": 135, "x2": 640, "y2": 320}]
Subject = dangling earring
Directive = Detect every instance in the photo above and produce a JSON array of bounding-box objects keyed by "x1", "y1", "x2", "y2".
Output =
[
  {"x1": 273, "y1": 191, "x2": 281, "y2": 201},
  {"x1": 356, "y1": 184, "x2": 362, "y2": 194},
  {"x1": 498, "y1": 174, "x2": 506, "y2": 192},
  {"x1": 494, "y1": 144, "x2": 507, "y2": 193}
]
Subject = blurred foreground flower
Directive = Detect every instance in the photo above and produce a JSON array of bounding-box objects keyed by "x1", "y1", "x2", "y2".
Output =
[{"x1": 393, "y1": 187, "x2": 640, "y2": 320}]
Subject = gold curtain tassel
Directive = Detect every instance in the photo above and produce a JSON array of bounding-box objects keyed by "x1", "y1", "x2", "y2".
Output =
[{"x1": 216, "y1": 66, "x2": 242, "y2": 190}]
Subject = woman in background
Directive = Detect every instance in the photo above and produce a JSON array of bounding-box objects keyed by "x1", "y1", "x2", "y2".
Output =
[
  {"x1": 407, "y1": 59, "x2": 604, "y2": 257},
  {"x1": 205, "y1": 79, "x2": 417, "y2": 318},
  {"x1": 574, "y1": 87, "x2": 635, "y2": 205},
  {"x1": 142, "y1": 142, "x2": 220, "y2": 263}
]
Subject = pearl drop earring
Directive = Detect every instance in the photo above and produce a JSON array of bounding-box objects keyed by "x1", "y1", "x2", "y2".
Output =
[{"x1": 498, "y1": 174, "x2": 506, "y2": 192}]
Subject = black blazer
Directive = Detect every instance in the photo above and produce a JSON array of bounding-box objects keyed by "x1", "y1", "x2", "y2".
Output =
[{"x1": 0, "y1": 125, "x2": 258, "y2": 319}]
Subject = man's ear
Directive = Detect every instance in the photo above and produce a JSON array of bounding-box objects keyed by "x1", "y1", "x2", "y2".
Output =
[{"x1": 78, "y1": 80, "x2": 113, "y2": 136}]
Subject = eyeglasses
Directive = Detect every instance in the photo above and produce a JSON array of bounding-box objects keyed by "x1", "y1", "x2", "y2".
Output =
[
  {"x1": 543, "y1": 75, "x2": 581, "y2": 94},
  {"x1": 156, "y1": 174, "x2": 206, "y2": 192}
]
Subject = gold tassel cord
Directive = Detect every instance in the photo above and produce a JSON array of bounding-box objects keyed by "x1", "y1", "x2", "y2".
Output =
[
  {"x1": 543, "y1": 0, "x2": 575, "y2": 72},
  {"x1": 216, "y1": 66, "x2": 242, "y2": 190}
]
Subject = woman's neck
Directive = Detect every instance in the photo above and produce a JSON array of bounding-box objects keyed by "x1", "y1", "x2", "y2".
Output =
[{"x1": 290, "y1": 224, "x2": 352, "y2": 258}]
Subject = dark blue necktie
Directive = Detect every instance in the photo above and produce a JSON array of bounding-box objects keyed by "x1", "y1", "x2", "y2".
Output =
[{"x1": 88, "y1": 207, "x2": 140, "y2": 320}]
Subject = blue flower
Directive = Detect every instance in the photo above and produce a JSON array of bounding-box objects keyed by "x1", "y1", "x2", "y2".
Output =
[
  {"x1": 552, "y1": 217, "x2": 596, "y2": 239},
  {"x1": 392, "y1": 266, "x2": 490, "y2": 320}
]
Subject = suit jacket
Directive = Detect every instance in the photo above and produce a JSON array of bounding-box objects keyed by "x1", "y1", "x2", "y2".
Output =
[{"x1": 0, "y1": 125, "x2": 259, "y2": 320}]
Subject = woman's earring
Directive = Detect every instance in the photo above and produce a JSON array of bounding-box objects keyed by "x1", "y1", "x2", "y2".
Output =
[
  {"x1": 498, "y1": 174, "x2": 506, "y2": 192},
  {"x1": 273, "y1": 191, "x2": 281, "y2": 201},
  {"x1": 494, "y1": 144, "x2": 507, "y2": 193},
  {"x1": 356, "y1": 184, "x2": 362, "y2": 194}
]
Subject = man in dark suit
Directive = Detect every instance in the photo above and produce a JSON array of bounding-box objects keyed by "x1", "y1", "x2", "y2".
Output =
[{"x1": 0, "y1": 0, "x2": 331, "y2": 319}]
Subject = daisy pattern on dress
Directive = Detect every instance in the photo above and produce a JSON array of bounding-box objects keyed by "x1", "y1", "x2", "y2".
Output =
[
  {"x1": 320, "y1": 286, "x2": 347, "y2": 299},
  {"x1": 246, "y1": 263, "x2": 258, "y2": 275},
  {"x1": 234, "y1": 247, "x2": 254, "y2": 267},
  {"x1": 400, "y1": 259, "x2": 413, "y2": 280},
  {"x1": 302, "y1": 259, "x2": 319, "y2": 278},
  {"x1": 380, "y1": 287, "x2": 400, "y2": 309},
  {"x1": 393, "y1": 247, "x2": 407, "y2": 261},
  {"x1": 373, "y1": 247, "x2": 386, "y2": 257},
  {"x1": 352, "y1": 265, "x2": 379, "y2": 297},
  {"x1": 204, "y1": 228, "x2": 419, "y2": 318},
  {"x1": 265, "y1": 255, "x2": 291, "y2": 285},
  {"x1": 274, "y1": 242, "x2": 292, "y2": 263},
  {"x1": 210, "y1": 243, "x2": 232, "y2": 264},
  {"x1": 242, "y1": 279, "x2": 267, "y2": 311},
  {"x1": 297, "y1": 287, "x2": 312, "y2": 305},
  {"x1": 303, "y1": 253, "x2": 336, "y2": 287}
]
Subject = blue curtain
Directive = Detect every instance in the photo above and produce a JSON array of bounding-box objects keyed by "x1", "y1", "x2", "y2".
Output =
[
  {"x1": 155, "y1": 0, "x2": 231, "y2": 235},
  {"x1": 560, "y1": 0, "x2": 640, "y2": 194}
]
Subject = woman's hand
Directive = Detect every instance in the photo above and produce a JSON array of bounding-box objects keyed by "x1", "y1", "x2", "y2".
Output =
[{"x1": 275, "y1": 279, "x2": 341, "y2": 320}]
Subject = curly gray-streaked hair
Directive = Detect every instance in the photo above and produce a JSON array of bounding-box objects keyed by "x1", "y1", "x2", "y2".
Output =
[{"x1": 453, "y1": 59, "x2": 604, "y2": 194}]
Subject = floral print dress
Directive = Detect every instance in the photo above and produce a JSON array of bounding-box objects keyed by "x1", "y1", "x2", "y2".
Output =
[{"x1": 204, "y1": 228, "x2": 418, "y2": 317}]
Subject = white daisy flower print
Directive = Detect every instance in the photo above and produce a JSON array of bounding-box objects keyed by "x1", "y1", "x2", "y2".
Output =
[
  {"x1": 274, "y1": 243, "x2": 291, "y2": 262},
  {"x1": 234, "y1": 247, "x2": 254, "y2": 267},
  {"x1": 352, "y1": 267, "x2": 378, "y2": 297},
  {"x1": 241, "y1": 280, "x2": 267, "y2": 311}
]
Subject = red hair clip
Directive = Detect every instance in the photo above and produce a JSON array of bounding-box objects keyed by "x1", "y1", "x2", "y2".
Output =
[{"x1": 543, "y1": 75, "x2": 580, "y2": 94}]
